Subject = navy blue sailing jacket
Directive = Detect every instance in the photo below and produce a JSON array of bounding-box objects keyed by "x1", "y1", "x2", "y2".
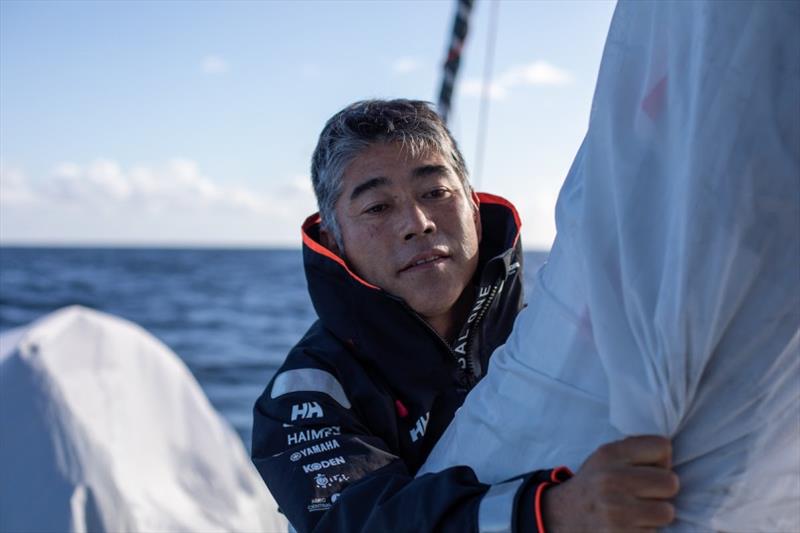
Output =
[{"x1": 252, "y1": 194, "x2": 568, "y2": 532}]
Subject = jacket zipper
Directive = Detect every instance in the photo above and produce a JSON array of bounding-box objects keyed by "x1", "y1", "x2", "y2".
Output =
[
  {"x1": 391, "y1": 267, "x2": 507, "y2": 387},
  {"x1": 399, "y1": 300, "x2": 456, "y2": 356},
  {"x1": 462, "y1": 279, "x2": 503, "y2": 381}
]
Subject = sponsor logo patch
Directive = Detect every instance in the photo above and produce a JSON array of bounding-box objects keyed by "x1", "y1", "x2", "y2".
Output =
[
  {"x1": 287, "y1": 426, "x2": 341, "y2": 446},
  {"x1": 302, "y1": 456, "x2": 346, "y2": 474},
  {"x1": 314, "y1": 473, "x2": 350, "y2": 489},
  {"x1": 307, "y1": 497, "x2": 331, "y2": 513},
  {"x1": 410, "y1": 412, "x2": 430, "y2": 443},
  {"x1": 291, "y1": 401, "x2": 324, "y2": 421},
  {"x1": 290, "y1": 439, "x2": 340, "y2": 462}
]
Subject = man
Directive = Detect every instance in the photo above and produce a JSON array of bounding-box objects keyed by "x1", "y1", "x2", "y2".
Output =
[{"x1": 252, "y1": 99, "x2": 678, "y2": 532}]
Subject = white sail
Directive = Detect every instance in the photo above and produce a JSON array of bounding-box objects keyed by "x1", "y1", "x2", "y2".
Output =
[{"x1": 420, "y1": 1, "x2": 800, "y2": 531}]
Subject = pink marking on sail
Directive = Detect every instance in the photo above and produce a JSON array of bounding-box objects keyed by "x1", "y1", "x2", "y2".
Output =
[{"x1": 642, "y1": 75, "x2": 667, "y2": 120}]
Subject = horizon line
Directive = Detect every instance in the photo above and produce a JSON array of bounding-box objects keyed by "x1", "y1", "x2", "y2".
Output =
[{"x1": 0, "y1": 240, "x2": 551, "y2": 252}]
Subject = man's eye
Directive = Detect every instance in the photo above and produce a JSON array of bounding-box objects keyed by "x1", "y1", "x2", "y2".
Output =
[
  {"x1": 364, "y1": 204, "x2": 388, "y2": 214},
  {"x1": 424, "y1": 188, "x2": 450, "y2": 199}
]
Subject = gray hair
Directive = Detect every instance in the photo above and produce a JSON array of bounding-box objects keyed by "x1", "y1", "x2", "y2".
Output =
[{"x1": 310, "y1": 99, "x2": 471, "y2": 251}]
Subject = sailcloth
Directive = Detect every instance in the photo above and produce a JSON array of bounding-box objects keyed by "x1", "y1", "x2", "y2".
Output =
[
  {"x1": 419, "y1": 1, "x2": 800, "y2": 531},
  {"x1": 0, "y1": 306, "x2": 287, "y2": 532}
]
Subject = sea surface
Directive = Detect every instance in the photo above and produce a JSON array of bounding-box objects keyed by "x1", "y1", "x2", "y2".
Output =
[{"x1": 0, "y1": 247, "x2": 548, "y2": 449}]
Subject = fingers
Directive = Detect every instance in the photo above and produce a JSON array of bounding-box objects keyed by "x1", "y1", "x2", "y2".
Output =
[
  {"x1": 595, "y1": 435, "x2": 672, "y2": 468},
  {"x1": 582, "y1": 486, "x2": 676, "y2": 531},
  {"x1": 615, "y1": 465, "x2": 681, "y2": 499},
  {"x1": 629, "y1": 499, "x2": 676, "y2": 528},
  {"x1": 594, "y1": 488, "x2": 676, "y2": 529},
  {"x1": 564, "y1": 436, "x2": 679, "y2": 532}
]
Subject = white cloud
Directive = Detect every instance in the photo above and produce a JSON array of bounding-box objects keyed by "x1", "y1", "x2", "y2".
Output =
[
  {"x1": 391, "y1": 57, "x2": 420, "y2": 75},
  {"x1": 500, "y1": 61, "x2": 573, "y2": 86},
  {"x1": 462, "y1": 60, "x2": 573, "y2": 101},
  {"x1": 52, "y1": 162, "x2": 81, "y2": 178},
  {"x1": 0, "y1": 165, "x2": 38, "y2": 205},
  {"x1": 1, "y1": 159, "x2": 320, "y2": 245},
  {"x1": 9, "y1": 158, "x2": 279, "y2": 214},
  {"x1": 201, "y1": 55, "x2": 229, "y2": 75},
  {"x1": 83, "y1": 159, "x2": 130, "y2": 201}
]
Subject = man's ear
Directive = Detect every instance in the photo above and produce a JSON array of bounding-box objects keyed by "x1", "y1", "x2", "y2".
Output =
[
  {"x1": 319, "y1": 227, "x2": 342, "y2": 256},
  {"x1": 470, "y1": 189, "x2": 482, "y2": 243}
]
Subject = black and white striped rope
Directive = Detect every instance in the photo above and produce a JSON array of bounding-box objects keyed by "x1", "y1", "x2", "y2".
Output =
[{"x1": 437, "y1": 0, "x2": 474, "y2": 124}]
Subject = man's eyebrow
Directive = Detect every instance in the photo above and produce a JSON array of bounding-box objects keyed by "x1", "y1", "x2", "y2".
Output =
[
  {"x1": 412, "y1": 164, "x2": 449, "y2": 178},
  {"x1": 350, "y1": 176, "x2": 390, "y2": 201}
]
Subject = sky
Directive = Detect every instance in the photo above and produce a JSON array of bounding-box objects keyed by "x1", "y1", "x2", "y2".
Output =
[{"x1": 0, "y1": 0, "x2": 616, "y2": 250}]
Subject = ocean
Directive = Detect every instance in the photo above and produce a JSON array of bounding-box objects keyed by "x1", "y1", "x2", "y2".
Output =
[{"x1": 0, "y1": 247, "x2": 548, "y2": 450}]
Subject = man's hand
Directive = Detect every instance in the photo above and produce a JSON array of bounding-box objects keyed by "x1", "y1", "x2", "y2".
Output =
[{"x1": 542, "y1": 435, "x2": 679, "y2": 533}]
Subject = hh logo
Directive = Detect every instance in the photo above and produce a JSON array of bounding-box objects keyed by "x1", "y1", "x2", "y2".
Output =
[
  {"x1": 291, "y1": 401, "x2": 324, "y2": 421},
  {"x1": 409, "y1": 412, "x2": 430, "y2": 443}
]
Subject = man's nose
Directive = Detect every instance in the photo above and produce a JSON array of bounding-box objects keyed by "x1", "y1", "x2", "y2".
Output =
[{"x1": 400, "y1": 203, "x2": 435, "y2": 241}]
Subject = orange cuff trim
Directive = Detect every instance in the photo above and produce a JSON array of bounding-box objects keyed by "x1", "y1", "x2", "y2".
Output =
[
  {"x1": 534, "y1": 481, "x2": 552, "y2": 533},
  {"x1": 550, "y1": 466, "x2": 573, "y2": 483},
  {"x1": 535, "y1": 467, "x2": 572, "y2": 533}
]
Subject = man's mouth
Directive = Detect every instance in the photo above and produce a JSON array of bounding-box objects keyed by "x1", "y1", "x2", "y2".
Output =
[{"x1": 399, "y1": 251, "x2": 450, "y2": 273}]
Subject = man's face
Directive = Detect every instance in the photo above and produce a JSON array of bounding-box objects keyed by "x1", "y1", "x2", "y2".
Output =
[{"x1": 327, "y1": 142, "x2": 481, "y2": 323}]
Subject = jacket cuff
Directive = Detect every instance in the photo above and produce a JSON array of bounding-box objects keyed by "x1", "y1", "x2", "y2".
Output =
[{"x1": 514, "y1": 466, "x2": 573, "y2": 533}]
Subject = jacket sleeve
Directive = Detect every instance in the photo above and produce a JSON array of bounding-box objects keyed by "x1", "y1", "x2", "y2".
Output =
[{"x1": 251, "y1": 365, "x2": 568, "y2": 533}]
